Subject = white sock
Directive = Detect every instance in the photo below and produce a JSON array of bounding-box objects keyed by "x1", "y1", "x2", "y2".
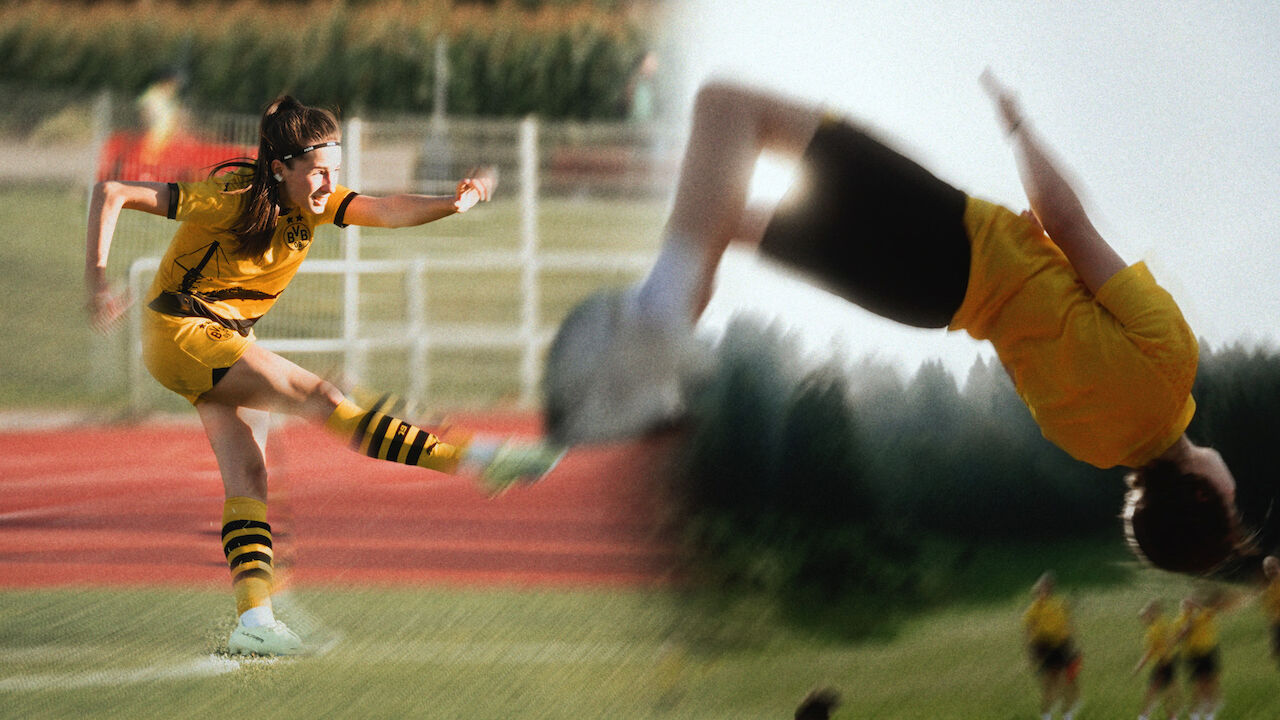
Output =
[
  {"x1": 636, "y1": 235, "x2": 703, "y2": 328},
  {"x1": 239, "y1": 604, "x2": 276, "y2": 628}
]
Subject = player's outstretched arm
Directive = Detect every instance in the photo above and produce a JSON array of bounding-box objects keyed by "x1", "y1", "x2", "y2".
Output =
[
  {"x1": 340, "y1": 169, "x2": 496, "y2": 228},
  {"x1": 84, "y1": 180, "x2": 171, "y2": 331},
  {"x1": 981, "y1": 70, "x2": 1126, "y2": 295}
]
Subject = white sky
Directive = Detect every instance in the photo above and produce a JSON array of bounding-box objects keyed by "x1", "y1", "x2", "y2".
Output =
[{"x1": 664, "y1": 0, "x2": 1280, "y2": 381}]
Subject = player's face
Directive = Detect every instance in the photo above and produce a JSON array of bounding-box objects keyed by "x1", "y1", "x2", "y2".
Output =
[{"x1": 279, "y1": 145, "x2": 341, "y2": 215}]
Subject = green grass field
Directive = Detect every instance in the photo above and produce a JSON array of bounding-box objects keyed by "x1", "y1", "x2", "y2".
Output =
[
  {"x1": 4, "y1": 559, "x2": 1280, "y2": 719},
  {"x1": 6, "y1": 182, "x2": 1280, "y2": 719}
]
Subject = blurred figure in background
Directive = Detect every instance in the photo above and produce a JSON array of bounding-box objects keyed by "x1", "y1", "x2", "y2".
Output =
[
  {"x1": 1133, "y1": 599, "x2": 1181, "y2": 720},
  {"x1": 626, "y1": 50, "x2": 660, "y2": 122},
  {"x1": 1261, "y1": 555, "x2": 1280, "y2": 668},
  {"x1": 136, "y1": 70, "x2": 185, "y2": 168},
  {"x1": 1174, "y1": 590, "x2": 1230, "y2": 720},
  {"x1": 794, "y1": 686, "x2": 841, "y2": 720},
  {"x1": 1023, "y1": 572, "x2": 1082, "y2": 720}
]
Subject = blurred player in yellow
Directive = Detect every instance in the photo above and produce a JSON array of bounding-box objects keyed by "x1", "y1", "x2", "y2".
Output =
[
  {"x1": 1173, "y1": 591, "x2": 1229, "y2": 720},
  {"x1": 1263, "y1": 555, "x2": 1280, "y2": 668},
  {"x1": 86, "y1": 95, "x2": 561, "y2": 656},
  {"x1": 1023, "y1": 572, "x2": 1082, "y2": 720},
  {"x1": 1133, "y1": 599, "x2": 1180, "y2": 720}
]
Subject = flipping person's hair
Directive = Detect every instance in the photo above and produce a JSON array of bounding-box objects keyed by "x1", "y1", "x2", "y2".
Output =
[
  {"x1": 1123, "y1": 459, "x2": 1258, "y2": 578},
  {"x1": 212, "y1": 95, "x2": 340, "y2": 259}
]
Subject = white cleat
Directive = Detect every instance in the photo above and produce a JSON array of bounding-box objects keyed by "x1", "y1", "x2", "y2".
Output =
[{"x1": 227, "y1": 620, "x2": 304, "y2": 657}]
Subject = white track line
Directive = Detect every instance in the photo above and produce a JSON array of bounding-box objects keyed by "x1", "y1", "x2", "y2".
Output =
[
  {"x1": 0, "y1": 638, "x2": 661, "y2": 692},
  {"x1": 0, "y1": 654, "x2": 242, "y2": 691}
]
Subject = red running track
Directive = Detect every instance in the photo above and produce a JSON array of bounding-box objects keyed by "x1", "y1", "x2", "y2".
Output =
[{"x1": 0, "y1": 415, "x2": 681, "y2": 590}]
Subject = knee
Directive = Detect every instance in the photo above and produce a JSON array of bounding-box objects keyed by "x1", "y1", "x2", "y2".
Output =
[
  {"x1": 693, "y1": 80, "x2": 754, "y2": 119},
  {"x1": 298, "y1": 378, "x2": 345, "y2": 422}
]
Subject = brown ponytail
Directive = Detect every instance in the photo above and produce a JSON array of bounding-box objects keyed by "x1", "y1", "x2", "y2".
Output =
[{"x1": 213, "y1": 95, "x2": 341, "y2": 260}]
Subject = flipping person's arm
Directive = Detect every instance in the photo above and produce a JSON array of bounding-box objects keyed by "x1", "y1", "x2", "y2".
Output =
[{"x1": 981, "y1": 71, "x2": 1126, "y2": 295}]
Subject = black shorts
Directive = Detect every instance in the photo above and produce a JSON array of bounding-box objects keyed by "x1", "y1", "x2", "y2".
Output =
[
  {"x1": 1186, "y1": 649, "x2": 1219, "y2": 680},
  {"x1": 1149, "y1": 661, "x2": 1175, "y2": 690},
  {"x1": 1030, "y1": 640, "x2": 1078, "y2": 675},
  {"x1": 759, "y1": 117, "x2": 971, "y2": 329},
  {"x1": 1271, "y1": 623, "x2": 1280, "y2": 657}
]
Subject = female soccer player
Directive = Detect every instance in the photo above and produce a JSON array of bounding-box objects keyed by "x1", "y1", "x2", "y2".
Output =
[
  {"x1": 1133, "y1": 599, "x2": 1180, "y2": 720},
  {"x1": 1023, "y1": 572, "x2": 1082, "y2": 720},
  {"x1": 545, "y1": 71, "x2": 1247, "y2": 577},
  {"x1": 86, "y1": 96, "x2": 560, "y2": 656}
]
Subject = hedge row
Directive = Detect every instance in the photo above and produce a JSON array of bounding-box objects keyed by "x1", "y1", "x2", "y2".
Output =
[{"x1": 0, "y1": 1, "x2": 656, "y2": 119}]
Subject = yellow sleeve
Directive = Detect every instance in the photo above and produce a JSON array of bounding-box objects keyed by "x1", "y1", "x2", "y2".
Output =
[
  {"x1": 1094, "y1": 262, "x2": 1197, "y2": 353},
  {"x1": 170, "y1": 172, "x2": 249, "y2": 228},
  {"x1": 323, "y1": 185, "x2": 358, "y2": 227}
]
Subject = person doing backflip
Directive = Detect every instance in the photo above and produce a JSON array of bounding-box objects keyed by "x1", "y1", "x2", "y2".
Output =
[
  {"x1": 86, "y1": 96, "x2": 560, "y2": 656},
  {"x1": 545, "y1": 71, "x2": 1250, "y2": 577}
]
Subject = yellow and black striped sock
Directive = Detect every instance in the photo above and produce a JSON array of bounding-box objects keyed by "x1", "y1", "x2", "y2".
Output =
[
  {"x1": 222, "y1": 497, "x2": 274, "y2": 617},
  {"x1": 324, "y1": 395, "x2": 464, "y2": 473}
]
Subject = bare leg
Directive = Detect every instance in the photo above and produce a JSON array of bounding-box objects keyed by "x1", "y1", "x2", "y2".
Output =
[
  {"x1": 199, "y1": 342, "x2": 343, "y2": 423},
  {"x1": 197, "y1": 400, "x2": 272, "y2": 501},
  {"x1": 1062, "y1": 675, "x2": 1080, "y2": 717},
  {"x1": 644, "y1": 81, "x2": 824, "y2": 322},
  {"x1": 666, "y1": 82, "x2": 824, "y2": 255}
]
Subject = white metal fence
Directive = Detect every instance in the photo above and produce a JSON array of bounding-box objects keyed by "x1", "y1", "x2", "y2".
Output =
[{"x1": 90, "y1": 95, "x2": 681, "y2": 413}]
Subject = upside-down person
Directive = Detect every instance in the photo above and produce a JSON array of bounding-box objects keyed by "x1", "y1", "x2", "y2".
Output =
[
  {"x1": 544, "y1": 71, "x2": 1255, "y2": 577},
  {"x1": 86, "y1": 96, "x2": 562, "y2": 656}
]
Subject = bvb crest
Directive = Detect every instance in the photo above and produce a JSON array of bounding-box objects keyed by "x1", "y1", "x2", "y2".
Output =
[{"x1": 284, "y1": 218, "x2": 312, "y2": 251}]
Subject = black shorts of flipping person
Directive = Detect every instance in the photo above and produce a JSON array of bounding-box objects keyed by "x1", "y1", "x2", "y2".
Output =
[
  {"x1": 758, "y1": 116, "x2": 971, "y2": 329},
  {"x1": 1186, "y1": 648, "x2": 1219, "y2": 680},
  {"x1": 1271, "y1": 624, "x2": 1280, "y2": 659},
  {"x1": 1030, "y1": 639, "x2": 1078, "y2": 675},
  {"x1": 1149, "y1": 661, "x2": 1175, "y2": 690}
]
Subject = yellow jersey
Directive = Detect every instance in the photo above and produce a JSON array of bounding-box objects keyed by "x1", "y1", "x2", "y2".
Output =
[
  {"x1": 1144, "y1": 615, "x2": 1177, "y2": 663},
  {"x1": 951, "y1": 198, "x2": 1198, "y2": 469},
  {"x1": 1024, "y1": 595, "x2": 1071, "y2": 645},
  {"x1": 146, "y1": 168, "x2": 357, "y2": 325},
  {"x1": 1176, "y1": 607, "x2": 1218, "y2": 655}
]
